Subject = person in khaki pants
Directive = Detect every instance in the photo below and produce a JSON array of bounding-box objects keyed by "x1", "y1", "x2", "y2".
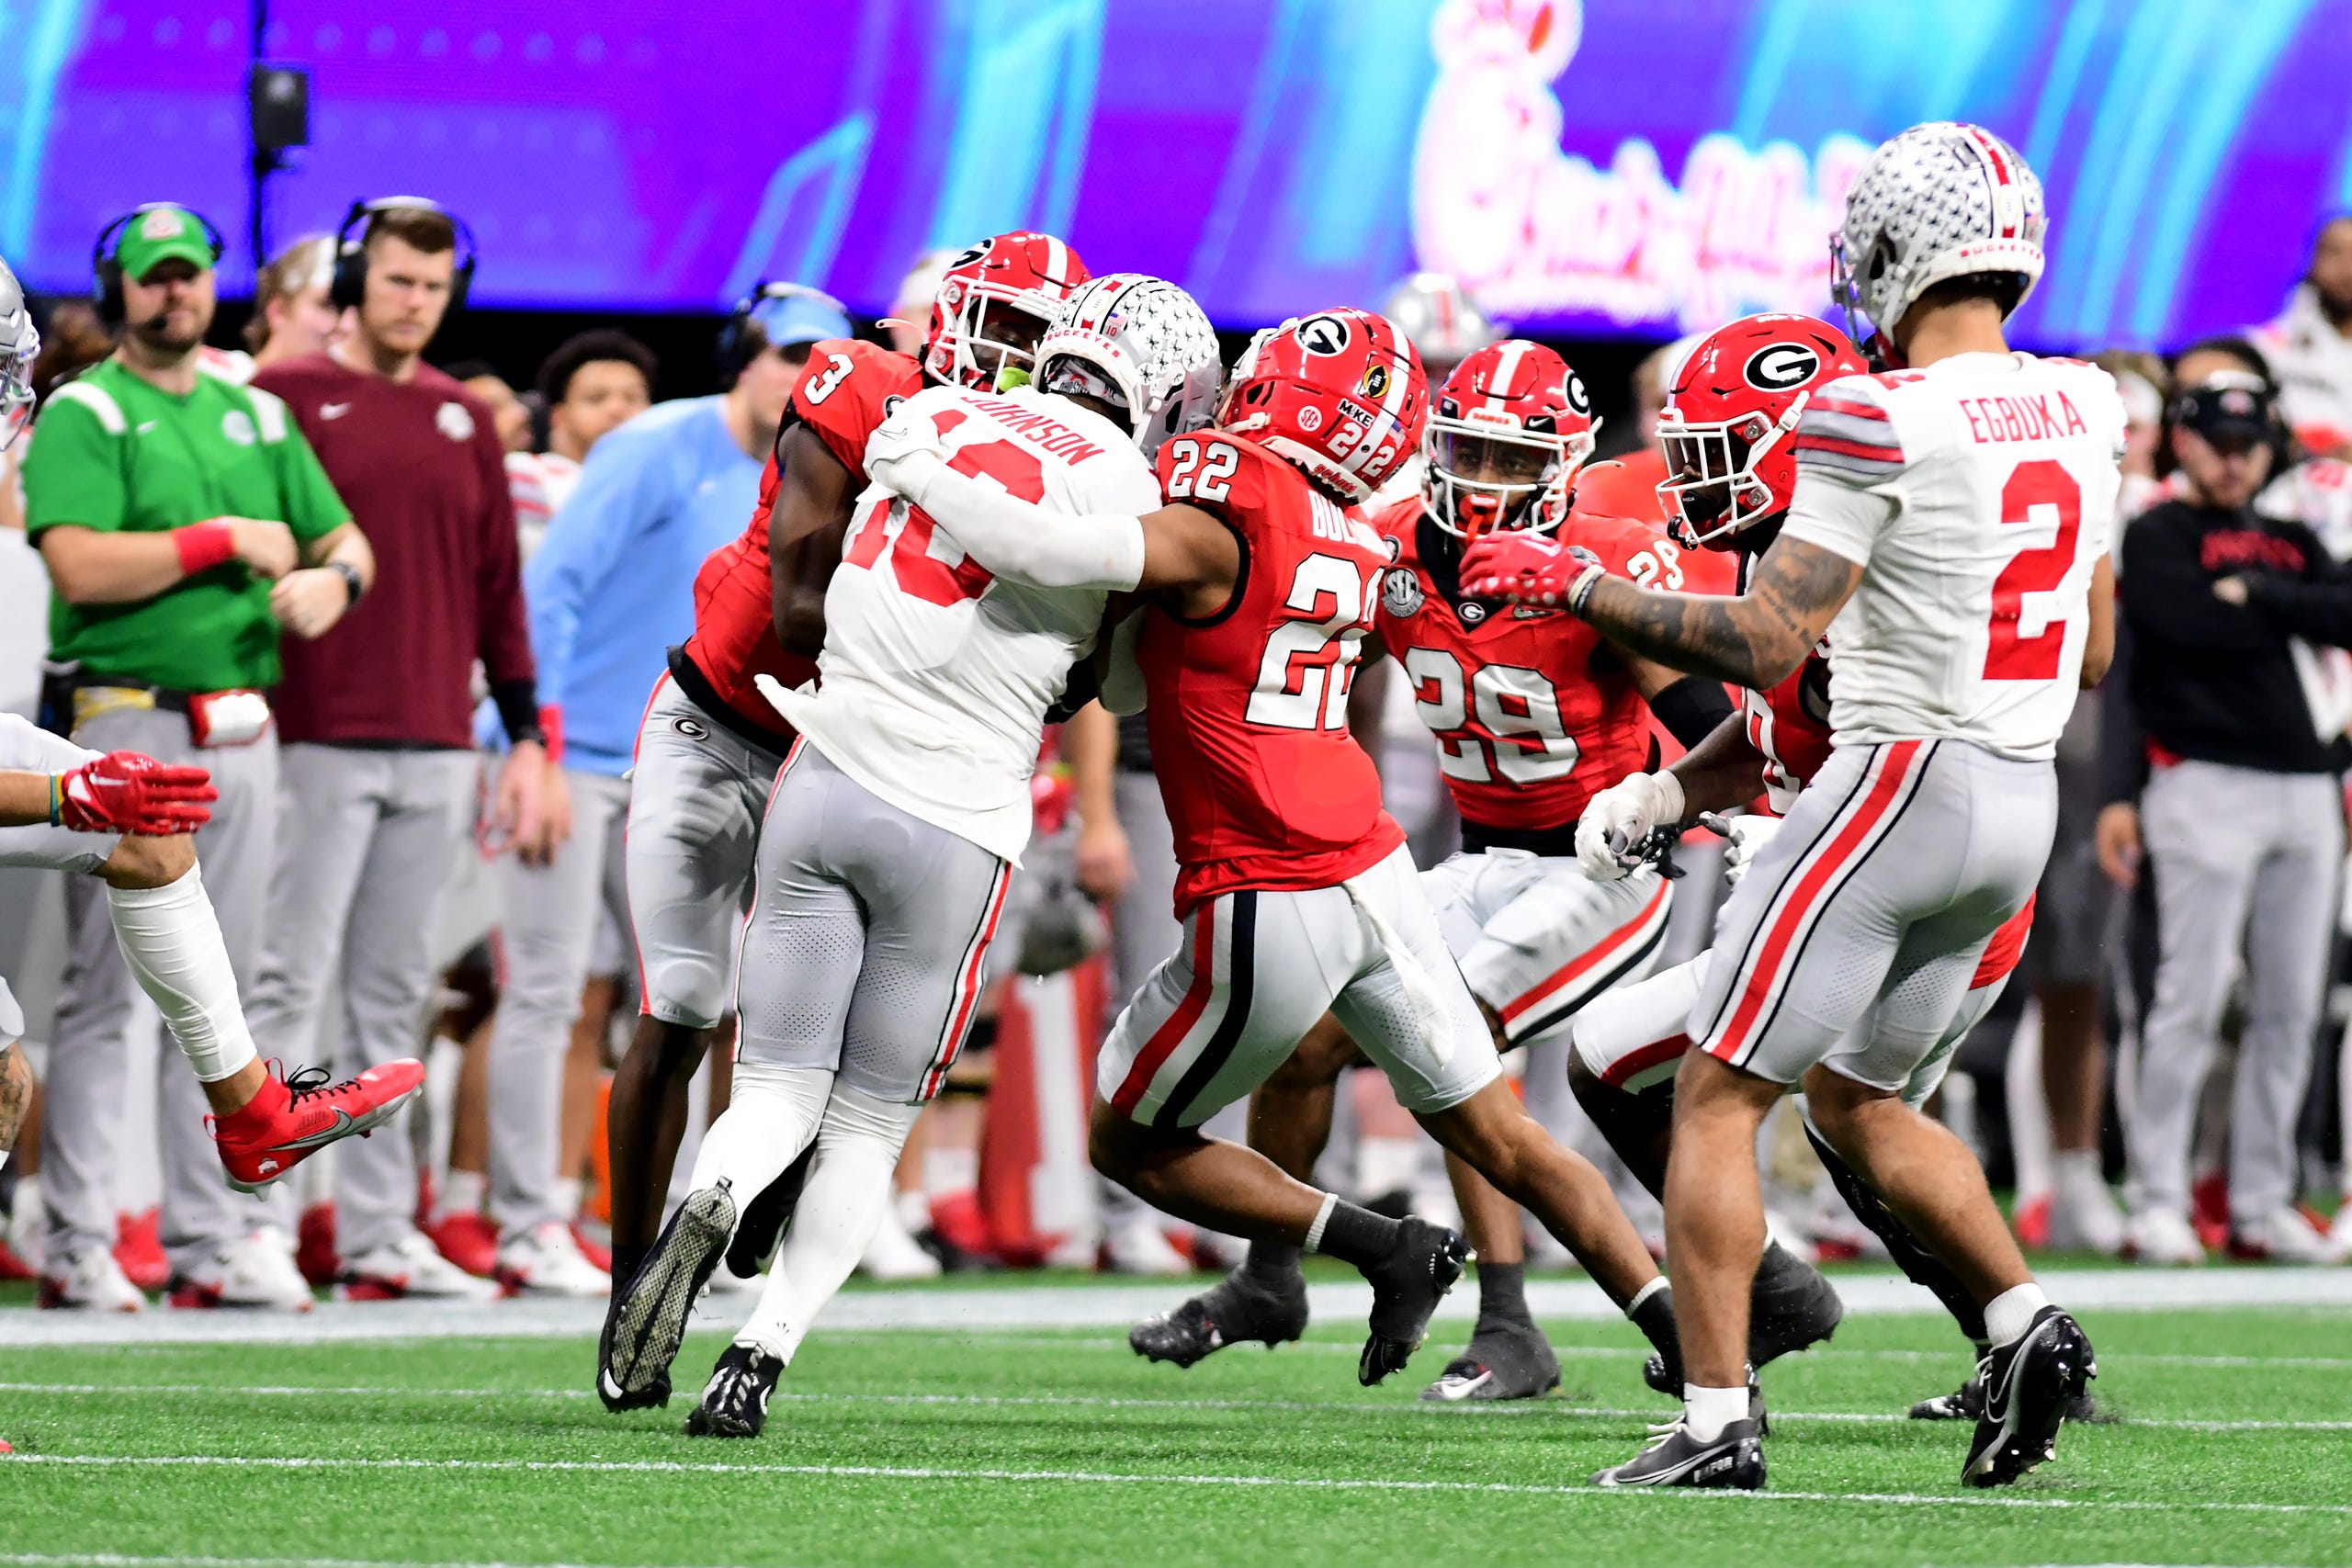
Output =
[{"x1": 20, "y1": 207, "x2": 375, "y2": 1309}]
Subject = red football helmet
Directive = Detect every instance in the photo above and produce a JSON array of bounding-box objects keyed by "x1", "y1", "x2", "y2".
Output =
[
  {"x1": 1421, "y1": 339, "x2": 1598, "y2": 539},
  {"x1": 1217, "y1": 309, "x2": 1429, "y2": 504},
  {"x1": 1656, "y1": 312, "x2": 1867, "y2": 548},
  {"x1": 924, "y1": 231, "x2": 1091, "y2": 390}
]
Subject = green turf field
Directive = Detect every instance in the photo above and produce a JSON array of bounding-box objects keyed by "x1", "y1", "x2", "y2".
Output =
[{"x1": 4, "y1": 1293, "x2": 2349, "y2": 1568}]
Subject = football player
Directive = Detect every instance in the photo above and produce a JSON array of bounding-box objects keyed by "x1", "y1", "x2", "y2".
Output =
[
  {"x1": 1463, "y1": 123, "x2": 2120, "y2": 1489},
  {"x1": 870, "y1": 310, "x2": 1690, "y2": 1391},
  {"x1": 599, "y1": 232, "x2": 1088, "y2": 1349},
  {"x1": 602, "y1": 273, "x2": 1224, "y2": 1435},
  {"x1": 1129, "y1": 341, "x2": 1832, "y2": 1404},
  {"x1": 1562, "y1": 310, "x2": 2050, "y2": 1423}
]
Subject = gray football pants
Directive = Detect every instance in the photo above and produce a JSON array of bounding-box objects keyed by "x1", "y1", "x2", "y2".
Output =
[
  {"x1": 485, "y1": 767, "x2": 631, "y2": 1240},
  {"x1": 2127, "y1": 759, "x2": 2342, "y2": 1224},
  {"x1": 244, "y1": 745, "x2": 477, "y2": 1258},
  {"x1": 39, "y1": 705, "x2": 279, "y2": 1274},
  {"x1": 735, "y1": 742, "x2": 1012, "y2": 1105}
]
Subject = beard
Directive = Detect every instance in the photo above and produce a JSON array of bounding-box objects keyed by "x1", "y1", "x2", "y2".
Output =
[
  {"x1": 2315, "y1": 280, "x2": 2352, "y2": 330},
  {"x1": 130, "y1": 315, "x2": 208, "y2": 356}
]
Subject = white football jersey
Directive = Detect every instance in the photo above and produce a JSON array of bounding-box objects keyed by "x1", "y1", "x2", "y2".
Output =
[
  {"x1": 765, "y1": 384, "x2": 1161, "y2": 863},
  {"x1": 1781, "y1": 353, "x2": 2125, "y2": 761}
]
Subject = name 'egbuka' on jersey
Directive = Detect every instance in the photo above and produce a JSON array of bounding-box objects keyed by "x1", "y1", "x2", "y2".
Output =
[
  {"x1": 763, "y1": 384, "x2": 1163, "y2": 863},
  {"x1": 1784, "y1": 354, "x2": 2125, "y2": 761}
]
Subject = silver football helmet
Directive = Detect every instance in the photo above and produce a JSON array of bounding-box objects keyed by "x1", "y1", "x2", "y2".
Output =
[
  {"x1": 1035, "y1": 273, "x2": 1222, "y2": 460},
  {"x1": 1380, "y1": 272, "x2": 1499, "y2": 377},
  {"x1": 0, "y1": 254, "x2": 38, "y2": 452},
  {"x1": 1832, "y1": 121, "x2": 2047, "y2": 347}
]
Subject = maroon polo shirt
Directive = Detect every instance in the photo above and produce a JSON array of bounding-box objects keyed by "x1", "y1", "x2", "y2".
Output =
[{"x1": 254, "y1": 354, "x2": 534, "y2": 748}]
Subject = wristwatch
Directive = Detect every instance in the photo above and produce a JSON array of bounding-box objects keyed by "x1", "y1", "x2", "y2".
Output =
[{"x1": 327, "y1": 560, "x2": 364, "y2": 604}]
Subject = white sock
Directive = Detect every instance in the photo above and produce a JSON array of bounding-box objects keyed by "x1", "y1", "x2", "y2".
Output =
[
  {"x1": 896, "y1": 1188, "x2": 931, "y2": 1235},
  {"x1": 437, "y1": 1168, "x2": 487, "y2": 1223},
  {"x1": 106, "y1": 864, "x2": 258, "y2": 1084},
  {"x1": 1683, "y1": 1382, "x2": 1749, "y2": 1444},
  {"x1": 554, "y1": 1177, "x2": 583, "y2": 1221},
  {"x1": 735, "y1": 1086, "x2": 922, "y2": 1364},
  {"x1": 686, "y1": 1061, "x2": 833, "y2": 1228},
  {"x1": 1983, "y1": 1282, "x2": 2050, "y2": 1348},
  {"x1": 922, "y1": 1146, "x2": 978, "y2": 1198}
]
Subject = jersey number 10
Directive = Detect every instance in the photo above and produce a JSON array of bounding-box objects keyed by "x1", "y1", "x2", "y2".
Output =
[{"x1": 844, "y1": 438, "x2": 1044, "y2": 607}]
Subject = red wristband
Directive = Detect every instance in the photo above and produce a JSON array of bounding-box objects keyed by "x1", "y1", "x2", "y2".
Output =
[
  {"x1": 537, "y1": 705, "x2": 563, "y2": 765},
  {"x1": 173, "y1": 521, "x2": 236, "y2": 576}
]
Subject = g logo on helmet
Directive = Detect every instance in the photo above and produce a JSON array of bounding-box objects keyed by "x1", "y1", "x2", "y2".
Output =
[
  {"x1": 1564, "y1": 370, "x2": 1592, "y2": 415},
  {"x1": 1295, "y1": 314, "x2": 1351, "y2": 355},
  {"x1": 1744, "y1": 344, "x2": 1822, "y2": 391}
]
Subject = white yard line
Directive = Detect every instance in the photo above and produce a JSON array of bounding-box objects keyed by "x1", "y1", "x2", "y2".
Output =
[
  {"x1": 0, "y1": 1557, "x2": 709, "y2": 1568},
  {"x1": 2, "y1": 1381, "x2": 2345, "y2": 1433},
  {"x1": 5, "y1": 1267, "x2": 2349, "y2": 1348},
  {"x1": 4, "y1": 1451, "x2": 2348, "y2": 1517}
]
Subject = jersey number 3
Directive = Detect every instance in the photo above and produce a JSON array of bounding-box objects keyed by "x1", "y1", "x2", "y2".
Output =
[
  {"x1": 844, "y1": 438, "x2": 1043, "y2": 607},
  {"x1": 1984, "y1": 460, "x2": 2083, "y2": 682}
]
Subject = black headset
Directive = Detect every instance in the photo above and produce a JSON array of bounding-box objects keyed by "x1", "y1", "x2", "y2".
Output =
[
  {"x1": 330, "y1": 196, "x2": 480, "y2": 312},
  {"x1": 90, "y1": 203, "x2": 229, "y2": 326},
  {"x1": 715, "y1": 280, "x2": 848, "y2": 380}
]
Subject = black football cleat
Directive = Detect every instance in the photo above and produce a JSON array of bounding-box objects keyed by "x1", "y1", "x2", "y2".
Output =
[
  {"x1": 1963, "y1": 1307, "x2": 2097, "y2": 1488},
  {"x1": 1645, "y1": 1247, "x2": 1843, "y2": 1395},
  {"x1": 723, "y1": 1148, "x2": 812, "y2": 1282},
  {"x1": 684, "y1": 1342, "x2": 785, "y2": 1438},
  {"x1": 1357, "y1": 1217, "x2": 1470, "y2": 1387},
  {"x1": 1593, "y1": 1415, "x2": 1766, "y2": 1489},
  {"x1": 598, "y1": 1181, "x2": 735, "y2": 1413},
  {"x1": 1419, "y1": 1317, "x2": 1561, "y2": 1403},
  {"x1": 1130, "y1": 1265, "x2": 1310, "y2": 1368},
  {"x1": 1910, "y1": 1372, "x2": 1983, "y2": 1422}
]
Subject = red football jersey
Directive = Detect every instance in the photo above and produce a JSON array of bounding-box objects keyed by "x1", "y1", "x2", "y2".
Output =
[
  {"x1": 1733, "y1": 549, "x2": 1835, "y2": 814},
  {"x1": 680, "y1": 338, "x2": 922, "y2": 733},
  {"x1": 1137, "y1": 433, "x2": 1407, "y2": 913},
  {"x1": 1373, "y1": 500, "x2": 1667, "y2": 835}
]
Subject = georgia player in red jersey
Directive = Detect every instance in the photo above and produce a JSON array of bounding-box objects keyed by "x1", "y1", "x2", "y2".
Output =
[
  {"x1": 1126, "y1": 340, "x2": 1746, "y2": 1401},
  {"x1": 866, "y1": 310, "x2": 1688, "y2": 1390},
  {"x1": 1554, "y1": 312, "x2": 2049, "y2": 1421},
  {"x1": 599, "y1": 233, "x2": 1087, "y2": 1407}
]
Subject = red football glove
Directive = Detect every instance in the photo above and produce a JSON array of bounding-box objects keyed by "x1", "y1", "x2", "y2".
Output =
[
  {"x1": 55, "y1": 751, "x2": 218, "y2": 836},
  {"x1": 1457, "y1": 532, "x2": 1604, "y2": 608}
]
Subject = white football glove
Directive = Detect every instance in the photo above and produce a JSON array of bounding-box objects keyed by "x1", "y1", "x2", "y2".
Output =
[
  {"x1": 1575, "y1": 772, "x2": 1685, "y2": 882},
  {"x1": 1715, "y1": 813, "x2": 1783, "y2": 888},
  {"x1": 863, "y1": 410, "x2": 947, "y2": 500}
]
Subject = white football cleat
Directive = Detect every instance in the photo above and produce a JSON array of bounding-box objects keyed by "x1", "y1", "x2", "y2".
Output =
[
  {"x1": 2047, "y1": 1156, "x2": 2127, "y2": 1256},
  {"x1": 858, "y1": 1203, "x2": 943, "y2": 1282},
  {"x1": 2232, "y1": 1208, "x2": 2331, "y2": 1264},
  {"x1": 2125, "y1": 1207, "x2": 2205, "y2": 1267},
  {"x1": 496, "y1": 1219, "x2": 613, "y2": 1297},
  {"x1": 1102, "y1": 1213, "x2": 1190, "y2": 1276},
  {"x1": 169, "y1": 1226, "x2": 314, "y2": 1311},
  {"x1": 39, "y1": 1245, "x2": 146, "y2": 1312},
  {"x1": 2326, "y1": 1209, "x2": 2352, "y2": 1265},
  {"x1": 339, "y1": 1231, "x2": 503, "y2": 1301}
]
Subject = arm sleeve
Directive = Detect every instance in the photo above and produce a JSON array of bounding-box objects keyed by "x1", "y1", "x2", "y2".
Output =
[
  {"x1": 2239, "y1": 524, "x2": 2352, "y2": 648},
  {"x1": 520, "y1": 423, "x2": 666, "y2": 711},
  {"x1": 472, "y1": 418, "x2": 536, "y2": 687},
  {"x1": 18, "y1": 396, "x2": 125, "y2": 537},
  {"x1": 2097, "y1": 614, "x2": 2148, "y2": 806},
  {"x1": 890, "y1": 447, "x2": 1147, "y2": 592},
  {"x1": 1779, "y1": 377, "x2": 1904, "y2": 566}
]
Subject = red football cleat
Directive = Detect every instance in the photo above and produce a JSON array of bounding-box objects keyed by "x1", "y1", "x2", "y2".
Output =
[
  {"x1": 425, "y1": 1211, "x2": 499, "y2": 1279},
  {"x1": 296, "y1": 1201, "x2": 340, "y2": 1287},
  {"x1": 0, "y1": 1239, "x2": 37, "y2": 1282},
  {"x1": 115, "y1": 1209, "x2": 168, "y2": 1292},
  {"x1": 209, "y1": 1060, "x2": 426, "y2": 1194}
]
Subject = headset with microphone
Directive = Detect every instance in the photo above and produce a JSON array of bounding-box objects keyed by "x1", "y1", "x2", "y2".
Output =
[
  {"x1": 330, "y1": 196, "x2": 481, "y2": 312},
  {"x1": 90, "y1": 204, "x2": 229, "y2": 327}
]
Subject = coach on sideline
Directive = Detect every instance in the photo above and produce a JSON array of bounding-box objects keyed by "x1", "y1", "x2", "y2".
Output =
[
  {"x1": 243, "y1": 197, "x2": 549, "y2": 1301},
  {"x1": 2097, "y1": 374, "x2": 2352, "y2": 1268},
  {"x1": 24, "y1": 203, "x2": 372, "y2": 1309}
]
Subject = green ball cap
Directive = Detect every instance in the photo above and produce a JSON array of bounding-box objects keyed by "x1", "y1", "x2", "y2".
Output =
[{"x1": 114, "y1": 206, "x2": 216, "y2": 282}]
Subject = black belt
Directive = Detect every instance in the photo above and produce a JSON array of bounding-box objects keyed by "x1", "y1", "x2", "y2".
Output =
[
  {"x1": 40, "y1": 668, "x2": 192, "y2": 735},
  {"x1": 1458, "y1": 818, "x2": 1580, "y2": 858},
  {"x1": 666, "y1": 646, "x2": 797, "y2": 758}
]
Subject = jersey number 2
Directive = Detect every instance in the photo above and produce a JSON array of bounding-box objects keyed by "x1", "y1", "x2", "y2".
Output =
[
  {"x1": 1247, "y1": 554, "x2": 1375, "y2": 731},
  {"x1": 1983, "y1": 460, "x2": 2083, "y2": 682},
  {"x1": 844, "y1": 438, "x2": 1044, "y2": 607}
]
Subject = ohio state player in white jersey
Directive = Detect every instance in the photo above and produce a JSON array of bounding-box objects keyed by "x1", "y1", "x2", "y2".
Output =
[
  {"x1": 1464, "y1": 122, "x2": 2119, "y2": 1492},
  {"x1": 598, "y1": 275, "x2": 1224, "y2": 1435}
]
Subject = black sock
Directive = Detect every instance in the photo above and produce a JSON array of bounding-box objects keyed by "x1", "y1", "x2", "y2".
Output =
[
  {"x1": 1241, "y1": 1238, "x2": 1303, "y2": 1286},
  {"x1": 1475, "y1": 1260, "x2": 1530, "y2": 1330},
  {"x1": 609, "y1": 1245, "x2": 648, "y2": 1299},
  {"x1": 1630, "y1": 1282, "x2": 1681, "y2": 1365},
  {"x1": 1312, "y1": 1200, "x2": 1403, "y2": 1270}
]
